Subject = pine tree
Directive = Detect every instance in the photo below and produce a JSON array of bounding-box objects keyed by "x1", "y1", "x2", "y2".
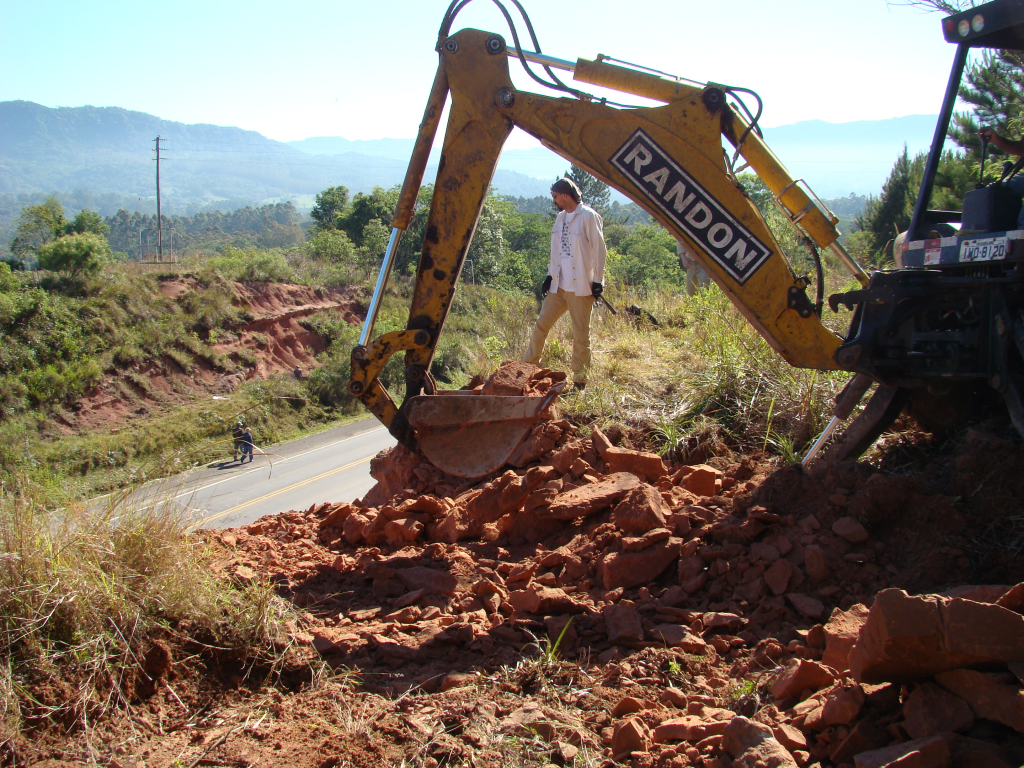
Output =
[{"x1": 949, "y1": 50, "x2": 1024, "y2": 161}]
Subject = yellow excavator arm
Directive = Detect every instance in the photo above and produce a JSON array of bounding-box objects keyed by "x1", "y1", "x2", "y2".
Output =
[{"x1": 349, "y1": 27, "x2": 867, "y2": 475}]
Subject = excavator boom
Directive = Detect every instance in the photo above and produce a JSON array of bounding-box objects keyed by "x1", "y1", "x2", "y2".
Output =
[
  {"x1": 350, "y1": 0, "x2": 1024, "y2": 478},
  {"x1": 349, "y1": 22, "x2": 857, "y2": 477}
]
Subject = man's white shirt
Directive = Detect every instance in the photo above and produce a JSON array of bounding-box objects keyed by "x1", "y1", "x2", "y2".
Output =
[{"x1": 548, "y1": 204, "x2": 607, "y2": 296}]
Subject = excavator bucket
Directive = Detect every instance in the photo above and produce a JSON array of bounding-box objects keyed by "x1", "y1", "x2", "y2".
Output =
[{"x1": 405, "y1": 382, "x2": 565, "y2": 478}]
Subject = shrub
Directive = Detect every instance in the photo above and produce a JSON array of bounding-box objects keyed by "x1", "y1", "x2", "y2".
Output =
[
  {"x1": 0, "y1": 263, "x2": 17, "y2": 293},
  {"x1": 307, "y1": 229, "x2": 357, "y2": 264},
  {"x1": 209, "y1": 247, "x2": 293, "y2": 283},
  {"x1": 37, "y1": 233, "x2": 112, "y2": 280}
]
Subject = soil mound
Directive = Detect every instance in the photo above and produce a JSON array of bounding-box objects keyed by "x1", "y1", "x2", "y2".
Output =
[
  {"x1": 191, "y1": 370, "x2": 1024, "y2": 767},
  {"x1": 22, "y1": 365, "x2": 1024, "y2": 767}
]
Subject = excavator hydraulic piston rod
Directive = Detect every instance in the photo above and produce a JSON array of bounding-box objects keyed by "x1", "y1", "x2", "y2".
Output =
[{"x1": 358, "y1": 227, "x2": 403, "y2": 347}]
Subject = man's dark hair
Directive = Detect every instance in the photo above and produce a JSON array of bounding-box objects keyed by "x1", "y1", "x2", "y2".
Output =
[{"x1": 551, "y1": 177, "x2": 582, "y2": 203}]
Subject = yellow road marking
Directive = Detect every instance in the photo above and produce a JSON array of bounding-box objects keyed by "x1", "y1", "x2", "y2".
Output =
[{"x1": 194, "y1": 454, "x2": 375, "y2": 529}]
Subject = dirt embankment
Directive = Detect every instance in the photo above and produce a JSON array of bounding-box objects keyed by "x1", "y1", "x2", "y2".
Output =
[
  {"x1": 20, "y1": 363, "x2": 1024, "y2": 768},
  {"x1": 65, "y1": 279, "x2": 363, "y2": 433}
]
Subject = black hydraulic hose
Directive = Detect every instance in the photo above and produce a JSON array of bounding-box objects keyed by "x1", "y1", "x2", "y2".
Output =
[
  {"x1": 812, "y1": 244, "x2": 824, "y2": 317},
  {"x1": 504, "y1": 0, "x2": 581, "y2": 96},
  {"x1": 725, "y1": 86, "x2": 764, "y2": 165},
  {"x1": 438, "y1": 0, "x2": 764, "y2": 115},
  {"x1": 726, "y1": 86, "x2": 764, "y2": 140},
  {"x1": 437, "y1": 0, "x2": 591, "y2": 99}
]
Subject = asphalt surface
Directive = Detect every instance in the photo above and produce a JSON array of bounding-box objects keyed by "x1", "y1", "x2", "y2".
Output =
[{"x1": 121, "y1": 417, "x2": 395, "y2": 530}]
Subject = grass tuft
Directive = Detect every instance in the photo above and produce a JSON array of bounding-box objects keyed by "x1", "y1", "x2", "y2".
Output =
[{"x1": 0, "y1": 488, "x2": 295, "y2": 739}]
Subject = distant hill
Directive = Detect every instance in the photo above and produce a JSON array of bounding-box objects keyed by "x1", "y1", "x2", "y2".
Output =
[
  {"x1": 1, "y1": 101, "x2": 942, "y2": 224},
  {"x1": 760, "y1": 114, "x2": 938, "y2": 198},
  {"x1": 0, "y1": 101, "x2": 554, "y2": 217},
  {"x1": 290, "y1": 115, "x2": 940, "y2": 199}
]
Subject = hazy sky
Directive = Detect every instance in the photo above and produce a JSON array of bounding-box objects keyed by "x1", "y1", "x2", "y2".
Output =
[{"x1": 1, "y1": 0, "x2": 964, "y2": 150}]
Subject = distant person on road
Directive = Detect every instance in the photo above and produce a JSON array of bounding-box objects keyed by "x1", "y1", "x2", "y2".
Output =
[
  {"x1": 240, "y1": 426, "x2": 255, "y2": 463},
  {"x1": 232, "y1": 421, "x2": 245, "y2": 462},
  {"x1": 522, "y1": 177, "x2": 607, "y2": 391}
]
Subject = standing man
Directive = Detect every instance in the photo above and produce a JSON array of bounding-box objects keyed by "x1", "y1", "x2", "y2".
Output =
[
  {"x1": 523, "y1": 177, "x2": 608, "y2": 391},
  {"x1": 240, "y1": 425, "x2": 255, "y2": 463},
  {"x1": 676, "y1": 238, "x2": 711, "y2": 296},
  {"x1": 232, "y1": 421, "x2": 245, "y2": 462}
]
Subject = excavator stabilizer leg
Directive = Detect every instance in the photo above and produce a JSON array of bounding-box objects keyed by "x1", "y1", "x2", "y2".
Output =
[{"x1": 822, "y1": 385, "x2": 909, "y2": 465}]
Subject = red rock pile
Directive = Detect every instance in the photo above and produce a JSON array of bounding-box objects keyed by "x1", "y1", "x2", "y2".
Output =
[{"x1": 204, "y1": 364, "x2": 1024, "y2": 767}]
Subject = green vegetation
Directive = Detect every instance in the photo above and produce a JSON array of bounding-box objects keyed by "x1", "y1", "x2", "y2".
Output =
[
  {"x1": 0, "y1": 489, "x2": 295, "y2": 740},
  {"x1": 106, "y1": 202, "x2": 306, "y2": 257},
  {"x1": 37, "y1": 231, "x2": 112, "y2": 280},
  {"x1": 0, "y1": 162, "x2": 863, "y2": 502}
]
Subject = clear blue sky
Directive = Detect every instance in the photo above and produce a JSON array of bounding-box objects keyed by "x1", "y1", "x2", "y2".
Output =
[{"x1": 1, "y1": 0, "x2": 966, "y2": 149}]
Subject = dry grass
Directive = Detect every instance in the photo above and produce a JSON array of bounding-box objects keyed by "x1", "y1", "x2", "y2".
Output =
[
  {"x1": 0, "y1": 486, "x2": 296, "y2": 741},
  {"x1": 530, "y1": 282, "x2": 851, "y2": 462}
]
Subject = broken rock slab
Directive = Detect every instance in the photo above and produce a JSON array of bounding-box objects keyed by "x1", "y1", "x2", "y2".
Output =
[
  {"x1": 764, "y1": 559, "x2": 793, "y2": 596},
  {"x1": 997, "y1": 581, "x2": 1024, "y2": 613},
  {"x1": 590, "y1": 425, "x2": 613, "y2": 456},
  {"x1": 612, "y1": 484, "x2": 668, "y2": 534},
  {"x1": 678, "y1": 464, "x2": 723, "y2": 497},
  {"x1": 397, "y1": 567, "x2": 458, "y2": 596},
  {"x1": 541, "y1": 472, "x2": 640, "y2": 520},
  {"x1": 934, "y1": 668, "x2": 1024, "y2": 734},
  {"x1": 612, "y1": 717, "x2": 650, "y2": 759},
  {"x1": 849, "y1": 589, "x2": 1024, "y2": 683},
  {"x1": 787, "y1": 593, "x2": 825, "y2": 619},
  {"x1": 605, "y1": 603, "x2": 644, "y2": 644},
  {"x1": 771, "y1": 659, "x2": 836, "y2": 701},
  {"x1": 832, "y1": 515, "x2": 870, "y2": 543},
  {"x1": 854, "y1": 734, "x2": 951, "y2": 768},
  {"x1": 598, "y1": 537, "x2": 682, "y2": 591},
  {"x1": 649, "y1": 624, "x2": 707, "y2": 653},
  {"x1": 822, "y1": 603, "x2": 870, "y2": 674},
  {"x1": 721, "y1": 716, "x2": 799, "y2": 768},
  {"x1": 363, "y1": 444, "x2": 422, "y2": 508},
  {"x1": 903, "y1": 682, "x2": 974, "y2": 740},
  {"x1": 508, "y1": 585, "x2": 586, "y2": 616},
  {"x1": 479, "y1": 360, "x2": 540, "y2": 396},
  {"x1": 602, "y1": 447, "x2": 667, "y2": 482}
]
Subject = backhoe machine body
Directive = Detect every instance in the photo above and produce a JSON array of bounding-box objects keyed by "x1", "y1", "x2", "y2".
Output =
[{"x1": 349, "y1": 0, "x2": 1024, "y2": 477}]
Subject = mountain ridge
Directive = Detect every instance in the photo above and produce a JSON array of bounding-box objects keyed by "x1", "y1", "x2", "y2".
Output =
[{"x1": 2, "y1": 101, "x2": 944, "y2": 215}]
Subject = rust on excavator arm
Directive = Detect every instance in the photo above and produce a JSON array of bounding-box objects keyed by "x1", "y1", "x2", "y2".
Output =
[{"x1": 350, "y1": 28, "x2": 845, "y2": 478}]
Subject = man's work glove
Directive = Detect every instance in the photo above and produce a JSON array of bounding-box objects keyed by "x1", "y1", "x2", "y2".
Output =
[
  {"x1": 541, "y1": 275, "x2": 552, "y2": 295},
  {"x1": 591, "y1": 282, "x2": 603, "y2": 298}
]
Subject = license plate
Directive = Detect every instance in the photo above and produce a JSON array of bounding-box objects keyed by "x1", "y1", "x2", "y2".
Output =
[{"x1": 960, "y1": 237, "x2": 1008, "y2": 262}]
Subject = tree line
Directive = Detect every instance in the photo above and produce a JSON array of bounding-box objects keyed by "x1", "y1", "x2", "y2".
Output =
[
  {"x1": 302, "y1": 165, "x2": 689, "y2": 294},
  {"x1": 105, "y1": 203, "x2": 305, "y2": 257}
]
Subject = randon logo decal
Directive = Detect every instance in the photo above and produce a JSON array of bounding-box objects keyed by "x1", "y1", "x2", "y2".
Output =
[{"x1": 610, "y1": 129, "x2": 772, "y2": 284}]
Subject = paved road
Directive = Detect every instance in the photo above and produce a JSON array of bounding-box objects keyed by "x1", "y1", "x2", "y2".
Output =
[{"x1": 122, "y1": 418, "x2": 395, "y2": 530}]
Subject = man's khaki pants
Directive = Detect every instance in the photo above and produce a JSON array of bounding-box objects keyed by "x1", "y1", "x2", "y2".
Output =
[{"x1": 523, "y1": 289, "x2": 595, "y2": 384}]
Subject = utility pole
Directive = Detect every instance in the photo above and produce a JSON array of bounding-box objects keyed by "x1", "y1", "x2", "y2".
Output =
[{"x1": 154, "y1": 136, "x2": 163, "y2": 260}]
